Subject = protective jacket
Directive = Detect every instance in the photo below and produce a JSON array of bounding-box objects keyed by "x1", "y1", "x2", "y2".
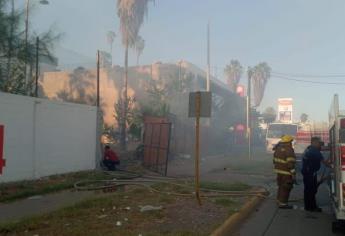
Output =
[{"x1": 273, "y1": 142, "x2": 296, "y2": 176}]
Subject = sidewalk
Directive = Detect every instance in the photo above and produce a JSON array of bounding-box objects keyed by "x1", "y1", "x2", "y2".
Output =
[
  {"x1": 238, "y1": 181, "x2": 340, "y2": 236},
  {"x1": 0, "y1": 190, "x2": 99, "y2": 222}
]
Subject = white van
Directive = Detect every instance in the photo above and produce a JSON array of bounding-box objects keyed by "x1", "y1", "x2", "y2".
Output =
[{"x1": 266, "y1": 123, "x2": 298, "y2": 153}]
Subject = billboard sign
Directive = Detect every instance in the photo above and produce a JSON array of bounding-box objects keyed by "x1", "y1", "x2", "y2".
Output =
[
  {"x1": 278, "y1": 98, "x2": 293, "y2": 123},
  {"x1": 188, "y1": 91, "x2": 212, "y2": 118}
]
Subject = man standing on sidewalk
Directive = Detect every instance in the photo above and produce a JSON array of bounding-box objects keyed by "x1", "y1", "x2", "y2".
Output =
[
  {"x1": 302, "y1": 137, "x2": 330, "y2": 212},
  {"x1": 273, "y1": 135, "x2": 296, "y2": 209}
]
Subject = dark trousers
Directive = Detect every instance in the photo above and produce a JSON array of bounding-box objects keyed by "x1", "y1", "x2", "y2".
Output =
[
  {"x1": 277, "y1": 174, "x2": 293, "y2": 205},
  {"x1": 103, "y1": 160, "x2": 120, "y2": 171},
  {"x1": 303, "y1": 174, "x2": 318, "y2": 210}
]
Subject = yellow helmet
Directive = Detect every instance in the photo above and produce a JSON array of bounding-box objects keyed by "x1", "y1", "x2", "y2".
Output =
[{"x1": 280, "y1": 135, "x2": 294, "y2": 143}]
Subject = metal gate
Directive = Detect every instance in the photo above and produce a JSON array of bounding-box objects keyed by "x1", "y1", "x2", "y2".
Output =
[{"x1": 143, "y1": 116, "x2": 171, "y2": 175}]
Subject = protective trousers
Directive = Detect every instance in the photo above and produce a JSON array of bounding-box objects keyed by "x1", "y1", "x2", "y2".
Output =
[
  {"x1": 277, "y1": 174, "x2": 293, "y2": 205},
  {"x1": 303, "y1": 173, "x2": 318, "y2": 210}
]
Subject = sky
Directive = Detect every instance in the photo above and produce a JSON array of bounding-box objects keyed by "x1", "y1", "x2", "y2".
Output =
[{"x1": 17, "y1": 0, "x2": 345, "y2": 122}]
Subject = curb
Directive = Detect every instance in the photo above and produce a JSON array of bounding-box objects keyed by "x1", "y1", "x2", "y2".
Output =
[{"x1": 211, "y1": 191, "x2": 267, "y2": 236}]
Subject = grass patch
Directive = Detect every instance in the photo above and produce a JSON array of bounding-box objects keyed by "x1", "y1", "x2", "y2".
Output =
[
  {"x1": 213, "y1": 197, "x2": 241, "y2": 215},
  {"x1": 152, "y1": 182, "x2": 192, "y2": 194},
  {"x1": 0, "y1": 181, "x2": 246, "y2": 236},
  {"x1": 147, "y1": 230, "x2": 198, "y2": 236},
  {"x1": 200, "y1": 181, "x2": 250, "y2": 191},
  {"x1": 214, "y1": 198, "x2": 236, "y2": 207},
  {"x1": 0, "y1": 171, "x2": 112, "y2": 203},
  {"x1": 152, "y1": 181, "x2": 250, "y2": 194},
  {"x1": 0, "y1": 217, "x2": 42, "y2": 234},
  {"x1": 0, "y1": 190, "x2": 154, "y2": 235}
]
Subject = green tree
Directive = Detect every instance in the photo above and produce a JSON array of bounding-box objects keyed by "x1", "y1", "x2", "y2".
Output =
[
  {"x1": 56, "y1": 67, "x2": 96, "y2": 105},
  {"x1": 300, "y1": 113, "x2": 308, "y2": 123},
  {"x1": 117, "y1": 0, "x2": 154, "y2": 150},
  {"x1": 262, "y1": 107, "x2": 276, "y2": 123},
  {"x1": 0, "y1": 0, "x2": 59, "y2": 95},
  {"x1": 224, "y1": 60, "x2": 243, "y2": 93},
  {"x1": 251, "y1": 62, "x2": 271, "y2": 107}
]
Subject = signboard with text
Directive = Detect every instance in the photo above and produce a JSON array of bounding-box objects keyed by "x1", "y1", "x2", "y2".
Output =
[
  {"x1": 188, "y1": 91, "x2": 212, "y2": 118},
  {"x1": 278, "y1": 98, "x2": 293, "y2": 124}
]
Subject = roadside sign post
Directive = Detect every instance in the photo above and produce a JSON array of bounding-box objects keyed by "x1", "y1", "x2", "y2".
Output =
[
  {"x1": 189, "y1": 91, "x2": 212, "y2": 206},
  {"x1": 0, "y1": 125, "x2": 5, "y2": 175},
  {"x1": 247, "y1": 69, "x2": 252, "y2": 160}
]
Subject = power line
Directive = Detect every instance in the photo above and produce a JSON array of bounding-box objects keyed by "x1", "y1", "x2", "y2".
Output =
[
  {"x1": 272, "y1": 71, "x2": 345, "y2": 78},
  {"x1": 217, "y1": 65, "x2": 345, "y2": 78},
  {"x1": 272, "y1": 75, "x2": 345, "y2": 85}
]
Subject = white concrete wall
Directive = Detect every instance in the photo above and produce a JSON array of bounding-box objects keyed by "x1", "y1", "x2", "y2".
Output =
[{"x1": 0, "y1": 92, "x2": 97, "y2": 182}]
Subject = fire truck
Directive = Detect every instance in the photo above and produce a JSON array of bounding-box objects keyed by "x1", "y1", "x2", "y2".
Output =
[
  {"x1": 294, "y1": 122, "x2": 329, "y2": 154},
  {"x1": 329, "y1": 94, "x2": 345, "y2": 231}
]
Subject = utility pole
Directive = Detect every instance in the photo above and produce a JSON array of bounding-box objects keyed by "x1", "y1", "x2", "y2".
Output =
[
  {"x1": 194, "y1": 91, "x2": 202, "y2": 206},
  {"x1": 96, "y1": 50, "x2": 100, "y2": 107},
  {"x1": 35, "y1": 37, "x2": 39, "y2": 97},
  {"x1": 96, "y1": 50, "x2": 102, "y2": 170},
  {"x1": 179, "y1": 61, "x2": 181, "y2": 82},
  {"x1": 24, "y1": 0, "x2": 49, "y2": 94},
  {"x1": 205, "y1": 22, "x2": 211, "y2": 128},
  {"x1": 24, "y1": 0, "x2": 30, "y2": 92},
  {"x1": 206, "y1": 21, "x2": 210, "y2": 91},
  {"x1": 247, "y1": 68, "x2": 252, "y2": 160}
]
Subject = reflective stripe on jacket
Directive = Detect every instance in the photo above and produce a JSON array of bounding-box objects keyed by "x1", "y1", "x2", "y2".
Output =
[{"x1": 273, "y1": 142, "x2": 296, "y2": 176}]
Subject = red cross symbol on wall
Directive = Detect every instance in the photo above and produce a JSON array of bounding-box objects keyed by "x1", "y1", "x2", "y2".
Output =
[{"x1": 0, "y1": 125, "x2": 5, "y2": 174}]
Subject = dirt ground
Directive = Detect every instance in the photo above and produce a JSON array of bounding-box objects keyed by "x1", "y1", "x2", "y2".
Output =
[
  {"x1": 0, "y1": 147, "x2": 265, "y2": 236},
  {"x1": 0, "y1": 182, "x2": 248, "y2": 236},
  {"x1": 153, "y1": 198, "x2": 228, "y2": 233}
]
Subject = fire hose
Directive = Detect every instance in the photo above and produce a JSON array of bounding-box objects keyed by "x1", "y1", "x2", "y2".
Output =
[{"x1": 74, "y1": 170, "x2": 268, "y2": 198}]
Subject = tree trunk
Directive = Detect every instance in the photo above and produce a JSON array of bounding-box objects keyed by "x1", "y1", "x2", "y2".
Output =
[
  {"x1": 110, "y1": 43, "x2": 113, "y2": 66},
  {"x1": 120, "y1": 41, "x2": 128, "y2": 151},
  {"x1": 6, "y1": 0, "x2": 15, "y2": 81}
]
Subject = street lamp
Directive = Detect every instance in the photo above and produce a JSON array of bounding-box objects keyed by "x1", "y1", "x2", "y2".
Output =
[{"x1": 24, "y1": 0, "x2": 50, "y2": 93}]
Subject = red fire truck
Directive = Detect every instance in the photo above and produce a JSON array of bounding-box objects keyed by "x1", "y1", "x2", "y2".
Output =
[
  {"x1": 329, "y1": 94, "x2": 345, "y2": 231},
  {"x1": 294, "y1": 123, "x2": 329, "y2": 154}
]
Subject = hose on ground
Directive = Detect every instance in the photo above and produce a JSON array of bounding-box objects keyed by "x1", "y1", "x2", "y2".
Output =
[{"x1": 74, "y1": 171, "x2": 268, "y2": 198}]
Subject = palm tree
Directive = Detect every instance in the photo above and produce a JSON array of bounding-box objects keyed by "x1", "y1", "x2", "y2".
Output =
[
  {"x1": 224, "y1": 60, "x2": 243, "y2": 93},
  {"x1": 117, "y1": 0, "x2": 153, "y2": 150},
  {"x1": 300, "y1": 113, "x2": 308, "y2": 123},
  {"x1": 135, "y1": 35, "x2": 145, "y2": 66},
  {"x1": 251, "y1": 62, "x2": 271, "y2": 107},
  {"x1": 106, "y1": 31, "x2": 116, "y2": 65},
  {"x1": 262, "y1": 106, "x2": 276, "y2": 123}
]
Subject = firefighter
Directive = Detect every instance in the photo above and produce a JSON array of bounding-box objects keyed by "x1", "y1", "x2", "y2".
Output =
[
  {"x1": 302, "y1": 137, "x2": 330, "y2": 212},
  {"x1": 273, "y1": 135, "x2": 296, "y2": 209}
]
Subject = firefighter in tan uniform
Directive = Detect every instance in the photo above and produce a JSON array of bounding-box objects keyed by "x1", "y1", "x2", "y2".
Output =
[{"x1": 273, "y1": 135, "x2": 296, "y2": 209}]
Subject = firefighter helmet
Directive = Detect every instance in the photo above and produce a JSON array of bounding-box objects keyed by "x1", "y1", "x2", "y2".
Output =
[{"x1": 280, "y1": 135, "x2": 294, "y2": 143}]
